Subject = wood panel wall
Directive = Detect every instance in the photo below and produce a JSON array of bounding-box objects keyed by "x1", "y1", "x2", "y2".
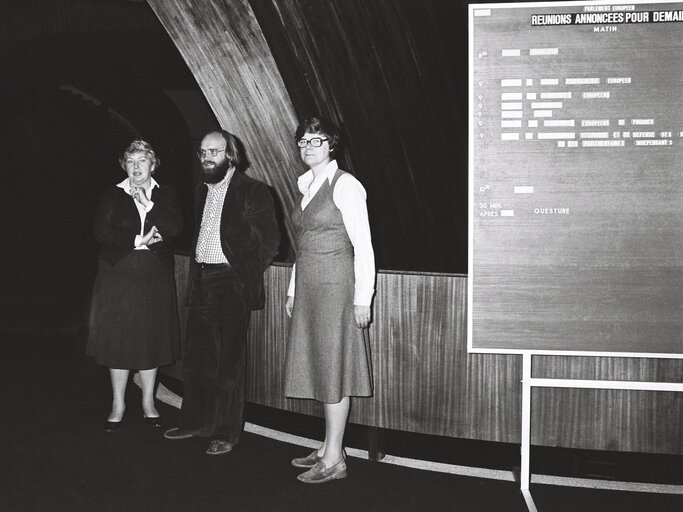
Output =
[
  {"x1": 146, "y1": 0, "x2": 302, "y2": 260},
  {"x1": 149, "y1": 0, "x2": 681, "y2": 455},
  {"x1": 171, "y1": 256, "x2": 682, "y2": 455},
  {"x1": 147, "y1": 0, "x2": 470, "y2": 273}
]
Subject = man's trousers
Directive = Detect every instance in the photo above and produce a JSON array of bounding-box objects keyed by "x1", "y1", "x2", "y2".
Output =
[{"x1": 180, "y1": 264, "x2": 249, "y2": 443}]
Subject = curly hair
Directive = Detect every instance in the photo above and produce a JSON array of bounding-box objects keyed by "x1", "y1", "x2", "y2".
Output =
[{"x1": 119, "y1": 140, "x2": 160, "y2": 170}]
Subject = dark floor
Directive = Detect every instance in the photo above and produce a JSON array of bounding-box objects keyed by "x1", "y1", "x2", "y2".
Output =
[{"x1": 1, "y1": 332, "x2": 681, "y2": 512}]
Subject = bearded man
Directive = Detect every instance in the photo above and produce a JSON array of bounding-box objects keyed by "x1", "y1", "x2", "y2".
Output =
[{"x1": 164, "y1": 130, "x2": 279, "y2": 455}]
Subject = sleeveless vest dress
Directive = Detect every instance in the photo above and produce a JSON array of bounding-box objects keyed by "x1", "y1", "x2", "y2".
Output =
[{"x1": 284, "y1": 169, "x2": 373, "y2": 403}]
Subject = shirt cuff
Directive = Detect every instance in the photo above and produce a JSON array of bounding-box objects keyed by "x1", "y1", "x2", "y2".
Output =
[
  {"x1": 354, "y1": 288, "x2": 374, "y2": 307},
  {"x1": 287, "y1": 265, "x2": 296, "y2": 297}
]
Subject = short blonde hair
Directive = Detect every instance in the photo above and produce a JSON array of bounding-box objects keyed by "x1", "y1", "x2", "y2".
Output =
[{"x1": 119, "y1": 140, "x2": 160, "y2": 170}]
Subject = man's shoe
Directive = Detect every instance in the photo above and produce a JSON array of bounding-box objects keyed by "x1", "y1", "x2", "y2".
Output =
[
  {"x1": 297, "y1": 459, "x2": 347, "y2": 484},
  {"x1": 163, "y1": 427, "x2": 196, "y2": 440},
  {"x1": 291, "y1": 450, "x2": 322, "y2": 468},
  {"x1": 206, "y1": 440, "x2": 233, "y2": 455}
]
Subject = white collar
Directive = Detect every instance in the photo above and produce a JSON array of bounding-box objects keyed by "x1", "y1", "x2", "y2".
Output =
[
  {"x1": 117, "y1": 177, "x2": 159, "y2": 194},
  {"x1": 297, "y1": 160, "x2": 338, "y2": 194}
]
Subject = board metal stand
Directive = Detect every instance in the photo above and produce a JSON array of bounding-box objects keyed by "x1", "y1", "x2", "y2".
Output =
[{"x1": 520, "y1": 352, "x2": 683, "y2": 512}]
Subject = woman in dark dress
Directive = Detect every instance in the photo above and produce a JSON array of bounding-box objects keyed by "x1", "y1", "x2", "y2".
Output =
[
  {"x1": 86, "y1": 140, "x2": 183, "y2": 432},
  {"x1": 284, "y1": 117, "x2": 376, "y2": 483}
]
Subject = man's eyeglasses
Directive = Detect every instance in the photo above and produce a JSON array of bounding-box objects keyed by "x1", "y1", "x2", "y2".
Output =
[
  {"x1": 297, "y1": 137, "x2": 329, "y2": 148},
  {"x1": 197, "y1": 148, "x2": 226, "y2": 158}
]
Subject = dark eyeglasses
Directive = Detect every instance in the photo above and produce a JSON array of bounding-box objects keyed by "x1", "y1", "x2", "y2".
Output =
[
  {"x1": 197, "y1": 148, "x2": 225, "y2": 158},
  {"x1": 297, "y1": 137, "x2": 328, "y2": 148}
]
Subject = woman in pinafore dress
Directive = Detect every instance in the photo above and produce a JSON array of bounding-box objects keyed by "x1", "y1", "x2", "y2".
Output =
[{"x1": 284, "y1": 117, "x2": 375, "y2": 484}]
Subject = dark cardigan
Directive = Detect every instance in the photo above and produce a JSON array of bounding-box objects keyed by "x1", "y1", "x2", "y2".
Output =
[{"x1": 93, "y1": 183, "x2": 183, "y2": 270}]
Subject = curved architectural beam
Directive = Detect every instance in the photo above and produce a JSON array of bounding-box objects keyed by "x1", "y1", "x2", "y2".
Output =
[{"x1": 147, "y1": 0, "x2": 301, "y2": 258}]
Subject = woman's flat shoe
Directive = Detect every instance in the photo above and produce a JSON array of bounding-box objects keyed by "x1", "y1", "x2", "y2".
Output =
[
  {"x1": 297, "y1": 459, "x2": 347, "y2": 484},
  {"x1": 144, "y1": 415, "x2": 162, "y2": 428},
  {"x1": 104, "y1": 420, "x2": 122, "y2": 432},
  {"x1": 291, "y1": 450, "x2": 322, "y2": 468},
  {"x1": 206, "y1": 440, "x2": 233, "y2": 455}
]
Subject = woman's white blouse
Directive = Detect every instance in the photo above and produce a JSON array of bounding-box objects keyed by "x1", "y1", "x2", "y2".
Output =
[
  {"x1": 116, "y1": 177, "x2": 157, "y2": 250},
  {"x1": 287, "y1": 160, "x2": 375, "y2": 306}
]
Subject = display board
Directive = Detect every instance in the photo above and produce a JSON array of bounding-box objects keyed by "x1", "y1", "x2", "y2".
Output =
[{"x1": 468, "y1": 1, "x2": 682, "y2": 356}]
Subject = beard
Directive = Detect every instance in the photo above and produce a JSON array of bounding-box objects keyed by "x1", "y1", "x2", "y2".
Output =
[{"x1": 201, "y1": 158, "x2": 231, "y2": 184}]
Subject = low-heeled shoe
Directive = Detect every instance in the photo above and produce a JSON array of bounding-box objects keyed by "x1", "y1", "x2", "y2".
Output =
[
  {"x1": 206, "y1": 440, "x2": 233, "y2": 455},
  {"x1": 144, "y1": 415, "x2": 162, "y2": 428},
  {"x1": 297, "y1": 459, "x2": 348, "y2": 484},
  {"x1": 291, "y1": 450, "x2": 322, "y2": 468},
  {"x1": 104, "y1": 420, "x2": 122, "y2": 432}
]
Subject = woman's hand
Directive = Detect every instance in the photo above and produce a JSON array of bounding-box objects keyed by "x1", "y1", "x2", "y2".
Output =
[
  {"x1": 285, "y1": 296, "x2": 294, "y2": 317},
  {"x1": 139, "y1": 225, "x2": 159, "y2": 246},
  {"x1": 132, "y1": 187, "x2": 151, "y2": 208},
  {"x1": 354, "y1": 305, "x2": 371, "y2": 329}
]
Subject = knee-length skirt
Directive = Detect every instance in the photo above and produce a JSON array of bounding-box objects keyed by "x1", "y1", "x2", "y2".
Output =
[
  {"x1": 284, "y1": 251, "x2": 373, "y2": 402},
  {"x1": 86, "y1": 251, "x2": 180, "y2": 369}
]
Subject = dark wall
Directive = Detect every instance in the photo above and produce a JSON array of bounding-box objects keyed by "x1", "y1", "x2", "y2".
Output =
[
  {"x1": 1, "y1": 0, "x2": 485, "y2": 338},
  {"x1": 0, "y1": 0, "x2": 210, "y2": 338},
  {"x1": 251, "y1": 0, "x2": 469, "y2": 273}
]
